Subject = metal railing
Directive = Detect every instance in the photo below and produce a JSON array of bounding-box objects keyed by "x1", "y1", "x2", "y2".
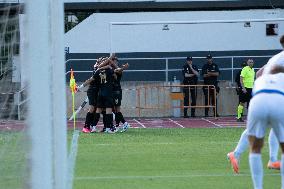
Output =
[
  {"x1": 0, "y1": 0, "x2": 19, "y2": 3},
  {"x1": 136, "y1": 84, "x2": 217, "y2": 118},
  {"x1": 0, "y1": 60, "x2": 3, "y2": 76},
  {"x1": 15, "y1": 86, "x2": 28, "y2": 120},
  {"x1": 15, "y1": 54, "x2": 273, "y2": 120},
  {"x1": 65, "y1": 55, "x2": 273, "y2": 83}
]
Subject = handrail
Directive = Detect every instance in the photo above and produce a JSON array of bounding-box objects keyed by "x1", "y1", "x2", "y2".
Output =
[
  {"x1": 136, "y1": 84, "x2": 217, "y2": 118},
  {"x1": 65, "y1": 55, "x2": 272, "y2": 82},
  {"x1": 15, "y1": 54, "x2": 273, "y2": 120},
  {"x1": 65, "y1": 55, "x2": 274, "y2": 63}
]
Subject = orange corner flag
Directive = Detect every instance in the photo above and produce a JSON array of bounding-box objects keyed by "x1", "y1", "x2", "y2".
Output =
[
  {"x1": 69, "y1": 69, "x2": 77, "y2": 93},
  {"x1": 70, "y1": 69, "x2": 77, "y2": 130}
]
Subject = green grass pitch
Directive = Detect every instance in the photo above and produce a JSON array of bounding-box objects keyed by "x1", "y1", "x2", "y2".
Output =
[{"x1": 73, "y1": 128, "x2": 281, "y2": 189}]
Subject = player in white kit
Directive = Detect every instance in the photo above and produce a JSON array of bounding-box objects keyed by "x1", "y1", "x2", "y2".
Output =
[
  {"x1": 227, "y1": 35, "x2": 284, "y2": 174},
  {"x1": 248, "y1": 70, "x2": 284, "y2": 189}
]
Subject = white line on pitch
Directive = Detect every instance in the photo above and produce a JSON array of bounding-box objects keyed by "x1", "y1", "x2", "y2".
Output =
[
  {"x1": 75, "y1": 173, "x2": 280, "y2": 180},
  {"x1": 201, "y1": 118, "x2": 222, "y2": 128},
  {"x1": 67, "y1": 130, "x2": 80, "y2": 189},
  {"x1": 168, "y1": 118, "x2": 185, "y2": 128},
  {"x1": 95, "y1": 142, "x2": 175, "y2": 146},
  {"x1": 133, "y1": 119, "x2": 146, "y2": 128}
]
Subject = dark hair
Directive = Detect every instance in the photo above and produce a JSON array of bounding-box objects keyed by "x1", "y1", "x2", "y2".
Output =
[
  {"x1": 186, "y1": 56, "x2": 192, "y2": 61},
  {"x1": 280, "y1": 35, "x2": 284, "y2": 45},
  {"x1": 112, "y1": 57, "x2": 118, "y2": 61},
  {"x1": 206, "y1": 54, "x2": 212, "y2": 59}
]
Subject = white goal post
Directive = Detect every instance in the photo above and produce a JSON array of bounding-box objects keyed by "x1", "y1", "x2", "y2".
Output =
[{"x1": 25, "y1": 0, "x2": 67, "y2": 189}]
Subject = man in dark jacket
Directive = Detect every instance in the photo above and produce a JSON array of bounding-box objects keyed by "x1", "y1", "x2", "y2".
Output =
[
  {"x1": 182, "y1": 56, "x2": 199, "y2": 118},
  {"x1": 202, "y1": 54, "x2": 220, "y2": 117}
]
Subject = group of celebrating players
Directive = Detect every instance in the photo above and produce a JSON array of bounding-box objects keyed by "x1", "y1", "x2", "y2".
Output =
[{"x1": 78, "y1": 53, "x2": 130, "y2": 134}]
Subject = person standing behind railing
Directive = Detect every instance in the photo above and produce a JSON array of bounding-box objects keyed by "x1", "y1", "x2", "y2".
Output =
[
  {"x1": 237, "y1": 59, "x2": 255, "y2": 122},
  {"x1": 235, "y1": 62, "x2": 247, "y2": 121},
  {"x1": 202, "y1": 54, "x2": 220, "y2": 117},
  {"x1": 182, "y1": 56, "x2": 199, "y2": 118}
]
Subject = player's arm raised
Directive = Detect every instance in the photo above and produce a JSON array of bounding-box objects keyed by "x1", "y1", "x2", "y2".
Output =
[
  {"x1": 115, "y1": 63, "x2": 129, "y2": 74},
  {"x1": 77, "y1": 77, "x2": 94, "y2": 90}
]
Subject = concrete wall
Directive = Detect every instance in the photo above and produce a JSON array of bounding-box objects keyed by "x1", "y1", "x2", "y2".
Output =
[
  {"x1": 66, "y1": 81, "x2": 241, "y2": 119},
  {"x1": 65, "y1": 9, "x2": 284, "y2": 53}
]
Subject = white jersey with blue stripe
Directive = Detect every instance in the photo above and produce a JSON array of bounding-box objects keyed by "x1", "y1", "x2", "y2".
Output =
[
  {"x1": 253, "y1": 73, "x2": 284, "y2": 96},
  {"x1": 263, "y1": 51, "x2": 284, "y2": 75}
]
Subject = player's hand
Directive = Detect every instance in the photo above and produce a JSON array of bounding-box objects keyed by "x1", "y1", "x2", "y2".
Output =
[
  {"x1": 110, "y1": 53, "x2": 116, "y2": 59},
  {"x1": 122, "y1": 63, "x2": 129, "y2": 69},
  {"x1": 77, "y1": 84, "x2": 84, "y2": 91},
  {"x1": 242, "y1": 88, "x2": 247, "y2": 93},
  {"x1": 114, "y1": 68, "x2": 122, "y2": 73}
]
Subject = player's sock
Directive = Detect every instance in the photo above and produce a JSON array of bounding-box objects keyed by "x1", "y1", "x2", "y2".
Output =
[
  {"x1": 234, "y1": 129, "x2": 249, "y2": 160},
  {"x1": 92, "y1": 113, "x2": 100, "y2": 126},
  {"x1": 102, "y1": 111, "x2": 107, "y2": 127},
  {"x1": 84, "y1": 112, "x2": 94, "y2": 129},
  {"x1": 237, "y1": 104, "x2": 244, "y2": 119},
  {"x1": 105, "y1": 113, "x2": 113, "y2": 128},
  {"x1": 116, "y1": 112, "x2": 126, "y2": 124},
  {"x1": 269, "y1": 129, "x2": 279, "y2": 162},
  {"x1": 249, "y1": 153, "x2": 263, "y2": 189},
  {"x1": 281, "y1": 154, "x2": 284, "y2": 188},
  {"x1": 115, "y1": 112, "x2": 120, "y2": 126}
]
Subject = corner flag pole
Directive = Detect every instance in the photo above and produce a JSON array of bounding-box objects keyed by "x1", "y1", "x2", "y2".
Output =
[{"x1": 69, "y1": 69, "x2": 77, "y2": 130}]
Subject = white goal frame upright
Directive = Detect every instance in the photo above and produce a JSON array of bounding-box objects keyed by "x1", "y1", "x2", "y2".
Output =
[{"x1": 25, "y1": 0, "x2": 67, "y2": 189}]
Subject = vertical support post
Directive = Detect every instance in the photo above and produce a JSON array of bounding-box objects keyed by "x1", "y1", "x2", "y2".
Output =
[
  {"x1": 165, "y1": 58, "x2": 168, "y2": 82},
  {"x1": 144, "y1": 86, "x2": 147, "y2": 109},
  {"x1": 109, "y1": 23, "x2": 113, "y2": 54},
  {"x1": 50, "y1": 0, "x2": 67, "y2": 189},
  {"x1": 26, "y1": 0, "x2": 53, "y2": 189},
  {"x1": 214, "y1": 86, "x2": 217, "y2": 119},
  {"x1": 207, "y1": 86, "x2": 209, "y2": 110},
  {"x1": 231, "y1": 57, "x2": 234, "y2": 84},
  {"x1": 137, "y1": 87, "x2": 141, "y2": 118},
  {"x1": 17, "y1": 92, "x2": 20, "y2": 120}
]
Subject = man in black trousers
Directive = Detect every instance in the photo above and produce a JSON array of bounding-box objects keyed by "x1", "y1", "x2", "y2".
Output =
[
  {"x1": 202, "y1": 54, "x2": 220, "y2": 117},
  {"x1": 182, "y1": 56, "x2": 199, "y2": 118}
]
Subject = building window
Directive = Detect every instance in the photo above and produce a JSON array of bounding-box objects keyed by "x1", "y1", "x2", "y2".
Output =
[{"x1": 266, "y1": 24, "x2": 278, "y2": 36}]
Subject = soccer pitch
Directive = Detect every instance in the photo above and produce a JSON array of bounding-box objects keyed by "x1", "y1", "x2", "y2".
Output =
[{"x1": 72, "y1": 128, "x2": 281, "y2": 189}]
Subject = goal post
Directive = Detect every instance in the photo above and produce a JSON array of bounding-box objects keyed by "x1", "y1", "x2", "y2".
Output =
[{"x1": 25, "y1": 0, "x2": 67, "y2": 189}]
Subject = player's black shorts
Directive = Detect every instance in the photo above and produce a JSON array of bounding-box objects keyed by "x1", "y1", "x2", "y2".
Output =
[
  {"x1": 96, "y1": 95, "x2": 114, "y2": 108},
  {"x1": 87, "y1": 88, "x2": 98, "y2": 106},
  {"x1": 113, "y1": 90, "x2": 122, "y2": 107},
  {"x1": 239, "y1": 88, "x2": 252, "y2": 103}
]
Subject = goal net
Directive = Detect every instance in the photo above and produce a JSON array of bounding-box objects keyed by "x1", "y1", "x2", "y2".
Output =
[
  {"x1": 0, "y1": 2, "x2": 27, "y2": 189},
  {"x1": 0, "y1": 1, "x2": 67, "y2": 189}
]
